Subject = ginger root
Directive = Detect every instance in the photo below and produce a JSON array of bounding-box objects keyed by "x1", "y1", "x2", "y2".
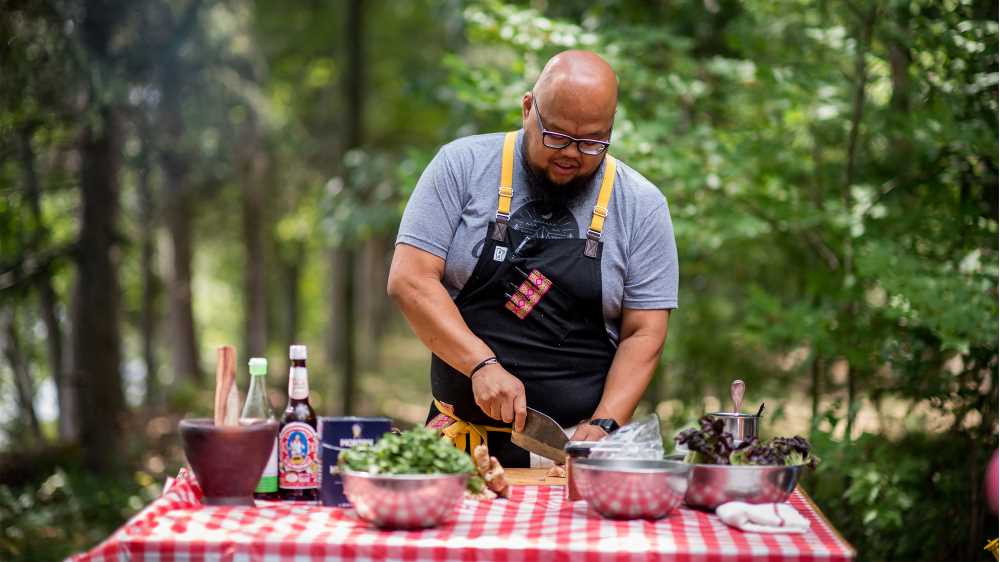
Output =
[{"x1": 473, "y1": 444, "x2": 511, "y2": 498}]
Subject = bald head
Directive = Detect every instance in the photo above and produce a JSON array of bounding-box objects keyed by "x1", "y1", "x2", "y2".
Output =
[
  {"x1": 532, "y1": 50, "x2": 618, "y2": 122},
  {"x1": 520, "y1": 51, "x2": 618, "y2": 188}
]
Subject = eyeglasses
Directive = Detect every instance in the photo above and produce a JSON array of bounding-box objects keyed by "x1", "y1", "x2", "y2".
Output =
[{"x1": 531, "y1": 96, "x2": 611, "y2": 156}]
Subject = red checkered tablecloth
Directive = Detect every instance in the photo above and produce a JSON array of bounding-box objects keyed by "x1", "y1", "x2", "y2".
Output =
[{"x1": 69, "y1": 469, "x2": 855, "y2": 562}]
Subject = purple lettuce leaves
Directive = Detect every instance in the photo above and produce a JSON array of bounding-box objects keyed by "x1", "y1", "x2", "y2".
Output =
[{"x1": 675, "y1": 416, "x2": 818, "y2": 467}]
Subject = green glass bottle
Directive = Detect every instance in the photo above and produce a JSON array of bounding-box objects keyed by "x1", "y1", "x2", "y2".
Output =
[{"x1": 240, "y1": 357, "x2": 279, "y2": 500}]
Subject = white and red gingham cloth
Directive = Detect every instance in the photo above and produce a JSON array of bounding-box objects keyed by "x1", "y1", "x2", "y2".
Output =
[{"x1": 69, "y1": 469, "x2": 855, "y2": 562}]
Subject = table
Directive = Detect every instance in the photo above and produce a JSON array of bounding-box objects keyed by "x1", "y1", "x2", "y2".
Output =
[{"x1": 70, "y1": 468, "x2": 855, "y2": 562}]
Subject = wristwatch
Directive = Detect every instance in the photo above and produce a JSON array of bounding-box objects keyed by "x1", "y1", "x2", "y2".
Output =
[{"x1": 588, "y1": 418, "x2": 620, "y2": 434}]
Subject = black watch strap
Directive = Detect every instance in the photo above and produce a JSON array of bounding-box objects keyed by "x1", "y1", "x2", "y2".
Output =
[{"x1": 588, "y1": 418, "x2": 620, "y2": 433}]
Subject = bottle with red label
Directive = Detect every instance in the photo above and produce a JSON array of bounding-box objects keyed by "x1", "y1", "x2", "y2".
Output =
[{"x1": 279, "y1": 344, "x2": 319, "y2": 501}]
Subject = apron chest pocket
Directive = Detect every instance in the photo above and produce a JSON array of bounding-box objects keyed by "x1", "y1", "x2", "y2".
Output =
[{"x1": 502, "y1": 266, "x2": 583, "y2": 345}]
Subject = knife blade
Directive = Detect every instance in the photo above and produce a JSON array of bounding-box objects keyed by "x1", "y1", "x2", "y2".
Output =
[{"x1": 511, "y1": 407, "x2": 569, "y2": 462}]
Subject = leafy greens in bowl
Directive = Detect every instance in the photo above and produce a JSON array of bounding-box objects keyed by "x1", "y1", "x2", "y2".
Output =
[
  {"x1": 675, "y1": 416, "x2": 819, "y2": 468},
  {"x1": 339, "y1": 427, "x2": 485, "y2": 493}
]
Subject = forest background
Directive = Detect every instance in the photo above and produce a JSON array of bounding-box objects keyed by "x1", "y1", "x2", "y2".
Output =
[{"x1": 1, "y1": 0, "x2": 997, "y2": 560}]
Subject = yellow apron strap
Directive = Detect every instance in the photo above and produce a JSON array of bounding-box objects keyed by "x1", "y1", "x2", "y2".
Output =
[
  {"x1": 498, "y1": 132, "x2": 517, "y2": 215},
  {"x1": 433, "y1": 399, "x2": 512, "y2": 456},
  {"x1": 442, "y1": 421, "x2": 472, "y2": 452},
  {"x1": 588, "y1": 155, "x2": 616, "y2": 235},
  {"x1": 492, "y1": 131, "x2": 518, "y2": 242},
  {"x1": 585, "y1": 155, "x2": 616, "y2": 258}
]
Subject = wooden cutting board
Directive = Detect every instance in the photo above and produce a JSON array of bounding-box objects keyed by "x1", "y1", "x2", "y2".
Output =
[{"x1": 505, "y1": 467, "x2": 566, "y2": 486}]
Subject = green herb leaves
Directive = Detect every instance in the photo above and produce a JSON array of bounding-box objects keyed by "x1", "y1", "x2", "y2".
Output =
[{"x1": 339, "y1": 427, "x2": 483, "y2": 492}]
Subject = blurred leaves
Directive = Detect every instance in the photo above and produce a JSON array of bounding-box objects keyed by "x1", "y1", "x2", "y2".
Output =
[
  {"x1": 448, "y1": 2, "x2": 997, "y2": 559},
  {"x1": 804, "y1": 427, "x2": 996, "y2": 560},
  {"x1": 0, "y1": 466, "x2": 162, "y2": 561}
]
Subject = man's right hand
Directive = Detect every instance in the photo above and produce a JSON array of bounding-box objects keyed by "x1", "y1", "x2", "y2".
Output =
[
  {"x1": 471, "y1": 364, "x2": 527, "y2": 432},
  {"x1": 388, "y1": 245, "x2": 527, "y2": 432}
]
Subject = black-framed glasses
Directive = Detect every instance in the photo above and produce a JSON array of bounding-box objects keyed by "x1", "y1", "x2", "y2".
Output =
[{"x1": 531, "y1": 96, "x2": 611, "y2": 156}]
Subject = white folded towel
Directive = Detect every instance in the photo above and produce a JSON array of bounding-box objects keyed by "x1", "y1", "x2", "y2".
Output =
[{"x1": 715, "y1": 502, "x2": 810, "y2": 533}]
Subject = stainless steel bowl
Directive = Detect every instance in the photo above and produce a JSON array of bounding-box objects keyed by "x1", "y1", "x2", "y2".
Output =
[
  {"x1": 572, "y1": 458, "x2": 689, "y2": 520},
  {"x1": 676, "y1": 458, "x2": 802, "y2": 510},
  {"x1": 705, "y1": 412, "x2": 759, "y2": 446},
  {"x1": 341, "y1": 469, "x2": 467, "y2": 529}
]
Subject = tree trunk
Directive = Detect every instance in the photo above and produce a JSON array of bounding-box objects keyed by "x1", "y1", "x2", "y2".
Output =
[
  {"x1": 242, "y1": 121, "x2": 268, "y2": 359},
  {"x1": 845, "y1": 362, "x2": 859, "y2": 440},
  {"x1": 357, "y1": 244, "x2": 374, "y2": 370},
  {"x1": 887, "y1": 26, "x2": 911, "y2": 114},
  {"x1": 358, "y1": 235, "x2": 391, "y2": 369},
  {"x1": 328, "y1": 247, "x2": 346, "y2": 378},
  {"x1": 841, "y1": 6, "x2": 876, "y2": 443},
  {"x1": 138, "y1": 126, "x2": 161, "y2": 407},
  {"x1": 18, "y1": 126, "x2": 74, "y2": 441},
  {"x1": 73, "y1": 105, "x2": 125, "y2": 472},
  {"x1": 2, "y1": 307, "x2": 44, "y2": 443},
  {"x1": 887, "y1": 12, "x2": 914, "y2": 187},
  {"x1": 809, "y1": 354, "x2": 822, "y2": 434},
  {"x1": 336, "y1": 0, "x2": 366, "y2": 415},
  {"x1": 160, "y1": 60, "x2": 202, "y2": 383},
  {"x1": 284, "y1": 248, "x2": 301, "y2": 348},
  {"x1": 337, "y1": 247, "x2": 358, "y2": 415},
  {"x1": 39, "y1": 281, "x2": 70, "y2": 437},
  {"x1": 164, "y1": 173, "x2": 201, "y2": 382},
  {"x1": 372, "y1": 237, "x2": 393, "y2": 342}
]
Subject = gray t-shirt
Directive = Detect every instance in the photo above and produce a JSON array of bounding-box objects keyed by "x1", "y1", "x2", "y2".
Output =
[{"x1": 396, "y1": 130, "x2": 678, "y2": 344}]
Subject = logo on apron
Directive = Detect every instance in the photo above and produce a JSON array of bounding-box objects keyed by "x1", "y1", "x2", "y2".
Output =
[{"x1": 493, "y1": 246, "x2": 508, "y2": 262}]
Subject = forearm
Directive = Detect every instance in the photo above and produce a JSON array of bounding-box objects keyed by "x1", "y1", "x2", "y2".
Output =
[
  {"x1": 389, "y1": 274, "x2": 493, "y2": 376},
  {"x1": 591, "y1": 324, "x2": 666, "y2": 425}
]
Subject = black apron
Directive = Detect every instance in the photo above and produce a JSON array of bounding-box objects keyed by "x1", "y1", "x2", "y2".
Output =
[{"x1": 428, "y1": 131, "x2": 618, "y2": 467}]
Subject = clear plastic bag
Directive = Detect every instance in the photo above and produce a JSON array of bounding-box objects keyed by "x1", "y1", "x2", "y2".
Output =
[{"x1": 588, "y1": 413, "x2": 664, "y2": 460}]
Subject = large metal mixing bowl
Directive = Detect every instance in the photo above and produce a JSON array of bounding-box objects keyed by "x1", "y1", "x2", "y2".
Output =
[
  {"x1": 572, "y1": 458, "x2": 689, "y2": 520},
  {"x1": 341, "y1": 469, "x2": 467, "y2": 529},
  {"x1": 670, "y1": 455, "x2": 802, "y2": 510}
]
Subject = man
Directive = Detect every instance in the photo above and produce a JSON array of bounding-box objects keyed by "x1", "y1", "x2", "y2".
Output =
[{"x1": 387, "y1": 50, "x2": 678, "y2": 467}]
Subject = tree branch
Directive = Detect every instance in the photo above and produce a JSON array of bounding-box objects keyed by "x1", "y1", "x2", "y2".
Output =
[{"x1": 0, "y1": 245, "x2": 75, "y2": 292}]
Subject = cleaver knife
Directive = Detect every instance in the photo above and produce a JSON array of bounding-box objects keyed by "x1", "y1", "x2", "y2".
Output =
[{"x1": 511, "y1": 407, "x2": 569, "y2": 462}]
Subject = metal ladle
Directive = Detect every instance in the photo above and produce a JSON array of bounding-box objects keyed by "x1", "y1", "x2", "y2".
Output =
[
  {"x1": 730, "y1": 379, "x2": 745, "y2": 414},
  {"x1": 710, "y1": 379, "x2": 758, "y2": 446}
]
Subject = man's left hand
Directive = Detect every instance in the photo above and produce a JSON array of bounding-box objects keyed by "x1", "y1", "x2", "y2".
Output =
[{"x1": 570, "y1": 423, "x2": 608, "y2": 442}]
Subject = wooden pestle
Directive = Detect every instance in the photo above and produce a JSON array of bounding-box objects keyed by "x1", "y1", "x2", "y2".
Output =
[{"x1": 213, "y1": 346, "x2": 240, "y2": 426}]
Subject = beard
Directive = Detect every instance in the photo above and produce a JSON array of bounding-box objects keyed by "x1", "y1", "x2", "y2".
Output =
[{"x1": 520, "y1": 139, "x2": 597, "y2": 210}]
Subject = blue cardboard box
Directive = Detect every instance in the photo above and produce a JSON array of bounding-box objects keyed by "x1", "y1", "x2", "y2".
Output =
[{"x1": 319, "y1": 416, "x2": 392, "y2": 507}]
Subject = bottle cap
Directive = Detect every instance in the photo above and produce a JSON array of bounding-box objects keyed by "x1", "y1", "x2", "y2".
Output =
[
  {"x1": 289, "y1": 345, "x2": 307, "y2": 360},
  {"x1": 248, "y1": 357, "x2": 267, "y2": 375}
]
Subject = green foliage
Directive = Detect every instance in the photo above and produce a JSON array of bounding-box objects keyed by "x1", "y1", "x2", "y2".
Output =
[
  {"x1": 0, "y1": 467, "x2": 162, "y2": 562},
  {"x1": 804, "y1": 427, "x2": 997, "y2": 561},
  {"x1": 446, "y1": 1, "x2": 998, "y2": 558},
  {"x1": 0, "y1": 1, "x2": 996, "y2": 560}
]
